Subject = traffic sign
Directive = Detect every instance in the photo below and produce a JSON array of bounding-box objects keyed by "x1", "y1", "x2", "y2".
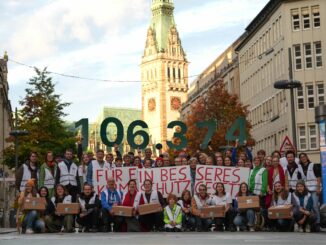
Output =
[{"x1": 279, "y1": 136, "x2": 296, "y2": 155}]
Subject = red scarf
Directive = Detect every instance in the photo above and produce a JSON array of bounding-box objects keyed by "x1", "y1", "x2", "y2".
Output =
[
  {"x1": 268, "y1": 165, "x2": 285, "y2": 189},
  {"x1": 47, "y1": 161, "x2": 55, "y2": 168},
  {"x1": 266, "y1": 165, "x2": 285, "y2": 208},
  {"x1": 122, "y1": 191, "x2": 137, "y2": 207}
]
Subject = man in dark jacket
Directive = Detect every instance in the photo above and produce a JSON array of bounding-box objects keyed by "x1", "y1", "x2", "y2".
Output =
[{"x1": 77, "y1": 183, "x2": 101, "y2": 232}]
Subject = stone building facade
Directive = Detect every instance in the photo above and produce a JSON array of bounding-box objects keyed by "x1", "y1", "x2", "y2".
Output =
[{"x1": 141, "y1": 0, "x2": 188, "y2": 149}]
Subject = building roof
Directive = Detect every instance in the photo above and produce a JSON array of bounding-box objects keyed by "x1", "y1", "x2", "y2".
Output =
[
  {"x1": 235, "y1": 0, "x2": 284, "y2": 51},
  {"x1": 150, "y1": 0, "x2": 176, "y2": 52}
]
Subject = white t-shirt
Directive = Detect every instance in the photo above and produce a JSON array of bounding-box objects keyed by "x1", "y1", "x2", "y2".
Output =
[{"x1": 210, "y1": 193, "x2": 232, "y2": 207}]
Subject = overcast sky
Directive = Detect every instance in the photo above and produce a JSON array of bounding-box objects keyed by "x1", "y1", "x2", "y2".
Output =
[{"x1": 0, "y1": 0, "x2": 269, "y2": 122}]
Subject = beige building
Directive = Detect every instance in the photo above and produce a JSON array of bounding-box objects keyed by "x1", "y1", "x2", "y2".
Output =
[
  {"x1": 141, "y1": 0, "x2": 188, "y2": 148},
  {"x1": 181, "y1": 36, "x2": 244, "y2": 119},
  {"x1": 0, "y1": 54, "x2": 12, "y2": 173},
  {"x1": 236, "y1": 0, "x2": 325, "y2": 162}
]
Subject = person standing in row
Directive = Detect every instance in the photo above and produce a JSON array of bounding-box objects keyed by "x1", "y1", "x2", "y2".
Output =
[
  {"x1": 55, "y1": 149, "x2": 80, "y2": 202},
  {"x1": 298, "y1": 153, "x2": 321, "y2": 232},
  {"x1": 87, "y1": 149, "x2": 110, "y2": 186},
  {"x1": 16, "y1": 152, "x2": 39, "y2": 192},
  {"x1": 284, "y1": 151, "x2": 303, "y2": 193},
  {"x1": 39, "y1": 151, "x2": 57, "y2": 198}
]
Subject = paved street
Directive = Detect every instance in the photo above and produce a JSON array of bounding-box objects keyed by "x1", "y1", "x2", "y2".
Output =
[{"x1": 0, "y1": 232, "x2": 325, "y2": 245}]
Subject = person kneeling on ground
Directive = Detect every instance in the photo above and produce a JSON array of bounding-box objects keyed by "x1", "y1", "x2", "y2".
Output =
[
  {"x1": 17, "y1": 179, "x2": 45, "y2": 234},
  {"x1": 292, "y1": 180, "x2": 317, "y2": 233},
  {"x1": 45, "y1": 184, "x2": 74, "y2": 233},
  {"x1": 233, "y1": 182, "x2": 255, "y2": 232},
  {"x1": 101, "y1": 177, "x2": 124, "y2": 232},
  {"x1": 269, "y1": 181, "x2": 293, "y2": 232},
  {"x1": 178, "y1": 190, "x2": 196, "y2": 231},
  {"x1": 164, "y1": 194, "x2": 182, "y2": 232},
  {"x1": 191, "y1": 184, "x2": 213, "y2": 232},
  {"x1": 210, "y1": 182, "x2": 236, "y2": 231},
  {"x1": 134, "y1": 179, "x2": 165, "y2": 231},
  {"x1": 122, "y1": 179, "x2": 140, "y2": 232},
  {"x1": 77, "y1": 183, "x2": 101, "y2": 232}
]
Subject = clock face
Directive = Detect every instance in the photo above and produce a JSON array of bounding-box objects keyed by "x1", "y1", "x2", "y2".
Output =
[
  {"x1": 171, "y1": 97, "x2": 181, "y2": 110},
  {"x1": 148, "y1": 98, "x2": 156, "y2": 111}
]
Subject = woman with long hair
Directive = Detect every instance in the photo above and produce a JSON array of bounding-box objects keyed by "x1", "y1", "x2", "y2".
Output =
[
  {"x1": 38, "y1": 151, "x2": 57, "y2": 198},
  {"x1": 265, "y1": 157, "x2": 287, "y2": 208},
  {"x1": 121, "y1": 179, "x2": 140, "y2": 231},
  {"x1": 233, "y1": 182, "x2": 255, "y2": 231},
  {"x1": 210, "y1": 182, "x2": 235, "y2": 231},
  {"x1": 269, "y1": 181, "x2": 293, "y2": 231},
  {"x1": 44, "y1": 184, "x2": 74, "y2": 233},
  {"x1": 178, "y1": 189, "x2": 196, "y2": 231}
]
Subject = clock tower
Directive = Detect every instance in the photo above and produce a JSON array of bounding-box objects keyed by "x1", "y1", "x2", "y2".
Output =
[{"x1": 141, "y1": 0, "x2": 188, "y2": 149}]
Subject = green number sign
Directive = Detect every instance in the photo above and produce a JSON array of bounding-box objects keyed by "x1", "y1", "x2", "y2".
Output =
[
  {"x1": 166, "y1": 121, "x2": 188, "y2": 150},
  {"x1": 196, "y1": 119, "x2": 217, "y2": 150},
  {"x1": 100, "y1": 117, "x2": 124, "y2": 147},
  {"x1": 75, "y1": 118, "x2": 89, "y2": 149},
  {"x1": 127, "y1": 120, "x2": 149, "y2": 149},
  {"x1": 225, "y1": 117, "x2": 247, "y2": 145}
]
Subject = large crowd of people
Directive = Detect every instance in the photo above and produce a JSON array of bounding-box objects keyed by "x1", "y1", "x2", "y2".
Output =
[{"x1": 15, "y1": 142, "x2": 323, "y2": 234}]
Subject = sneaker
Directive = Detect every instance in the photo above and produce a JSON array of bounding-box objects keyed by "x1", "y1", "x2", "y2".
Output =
[
  {"x1": 305, "y1": 224, "x2": 311, "y2": 233},
  {"x1": 294, "y1": 223, "x2": 299, "y2": 232},
  {"x1": 25, "y1": 228, "x2": 34, "y2": 234},
  {"x1": 236, "y1": 226, "x2": 240, "y2": 232},
  {"x1": 249, "y1": 227, "x2": 255, "y2": 232},
  {"x1": 299, "y1": 226, "x2": 304, "y2": 233},
  {"x1": 210, "y1": 224, "x2": 216, "y2": 232}
]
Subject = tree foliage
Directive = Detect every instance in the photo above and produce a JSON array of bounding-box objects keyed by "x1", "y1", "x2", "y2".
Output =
[
  {"x1": 184, "y1": 81, "x2": 253, "y2": 155},
  {"x1": 3, "y1": 68, "x2": 76, "y2": 168}
]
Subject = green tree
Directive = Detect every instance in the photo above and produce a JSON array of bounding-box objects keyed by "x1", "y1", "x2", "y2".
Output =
[
  {"x1": 4, "y1": 68, "x2": 76, "y2": 168},
  {"x1": 184, "y1": 81, "x2": 254, "y2": 155}
]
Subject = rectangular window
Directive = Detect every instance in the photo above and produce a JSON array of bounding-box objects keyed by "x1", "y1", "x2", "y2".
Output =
[
  {"x1": 306, "y1": 84, "x2": 315, "y2": 109},
  {"x1": 308, "y1": 124, "x2": 318, "y2": 149},
  {"x1": 291, "y1": 9, "x2": 300, "y2": 31},
  {"x1": 312, "y1": 6, "x2": 320, "y2": 28},
  {"x1": 298, "y1": 125, "x2": 307, "y2": 150},
  {"x1": 317, "y1": 82, "x2": 324, "y2": 105},
  {"x1": 304, "y1": 43, "x2": 313, "y2": 69},
  {"x1": 297, "y1": 86, "x2": 304, "y2": 109},
  {"x1": 302, "y1": 8, "x2": 310, "y2": 29},
  {"x1": 314, "y1": 42, "x2": 323, "y2": 67},
  {"x1": 294, "y1": 45, "x2": 302, "y2": 70}
]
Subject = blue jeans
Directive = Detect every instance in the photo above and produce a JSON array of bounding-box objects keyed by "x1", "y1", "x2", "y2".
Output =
[
  {"x1": 195, "y1": 216, "x2": 213, "y2": 231},
  {"x1": 23, "y1": 210, "x2": 45, "y2": 232},
  {"x1": 310, "y1": 191, "x2": 320, "y2": 224},
  {"x1": 182, "y1": 213, "x2": 196, "y2": 230},
  {"x1": 233, "y1": 209, "x2": 255, "y2": 227}
]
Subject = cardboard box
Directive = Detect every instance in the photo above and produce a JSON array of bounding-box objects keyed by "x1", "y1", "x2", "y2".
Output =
[
  {"x1": 201, "y1": 205, "x2": 225, "y2": 218},
  {"x1": 112, "y1": 206, "x2": 133, "y2": 217},
  {"x1": 237, "y1": 196, "x2": 260, "y2": 210},
  {"x1": 23, "y1": 197, "x2": 46, "y2": 211},
  {"x1": 56, "y1": 203, "x2": 80, "y2": 215},
  {"x1": 138, "y1": 203, "x2": 161, "y2": 215},
  {"x1": 268, "y1": 205, "x2": 293, "y2": 219}
]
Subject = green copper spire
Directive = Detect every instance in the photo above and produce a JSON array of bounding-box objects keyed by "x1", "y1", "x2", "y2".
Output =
[{"x1": 150, "y1": 0, "x2": 176, "y2": 52}]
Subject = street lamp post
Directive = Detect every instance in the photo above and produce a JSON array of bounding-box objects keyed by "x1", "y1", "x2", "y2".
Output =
[
  {"x1": 9, "y1": 130, "x2": 29, "y2": 170},
  {"x1": 274, "y1": 47, "x2": 302, "y2": 150}
]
